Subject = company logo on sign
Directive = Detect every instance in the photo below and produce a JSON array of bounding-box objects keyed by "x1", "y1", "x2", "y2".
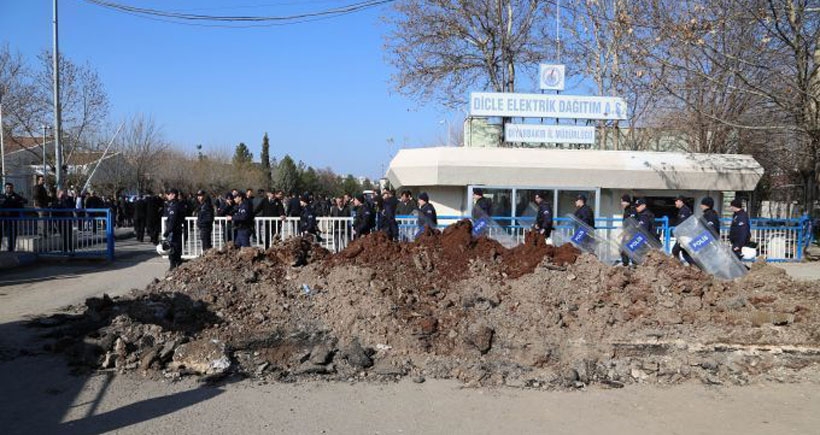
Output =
[
  {"x1": 627, "y1": 233, "x2": 647, "y2": 252},
  {"x1": 540, "y1": 64, "x2": 565, "y2": 90},
  {"x1": 688, "y1": 230, "x2": 715, "y2": 253}
]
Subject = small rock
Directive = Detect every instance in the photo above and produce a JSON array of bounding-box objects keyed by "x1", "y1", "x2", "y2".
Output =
[
  {"x1": 309, "y1": 345, "x2": 335, "y2": 365},
  {"x1": 294, "y1": 362, "x2": 333, "y2": 375},
  {"x1": 172, "y1": 339, "x2": 231, "y2": 375},
  {"x1": 343, "y1": 339, "x2": 373, "y2": 368},
  {"x1": 412, "y1": 376, "x2": 425, "y2": 384},
  {"x1": 139, "y1": 348, "x2": 159, "y2": 371},
  {"x1": 466, "y1": 324, "x2": 494, "y2": 354},
  {"x1": 372, "y1": 360, "x2": 405, "y2": 376}
]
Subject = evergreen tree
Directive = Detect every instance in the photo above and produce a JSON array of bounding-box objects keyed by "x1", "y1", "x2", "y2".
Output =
[
  {"x1": 277, "y1": 155, "x2": 300, "y2": 194},
  {"x1": 232, "y1": 142, "x2": 253, "y2": 166},
  {"x1": 260, "y1": 133, "x2": 272, "y2": 186},
  {"x1": 342, "y1": 174, "x2": 360, "y2": 196}
]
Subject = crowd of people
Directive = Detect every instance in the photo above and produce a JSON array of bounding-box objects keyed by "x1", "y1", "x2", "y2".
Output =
[{"x1": 156, "y1": 187, "x2": 436, "y2": 270}]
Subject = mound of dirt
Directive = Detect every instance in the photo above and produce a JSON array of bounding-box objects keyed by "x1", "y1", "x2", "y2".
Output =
[{"x1": 35, "y1": 226, "x2": 820, "y2": 389}]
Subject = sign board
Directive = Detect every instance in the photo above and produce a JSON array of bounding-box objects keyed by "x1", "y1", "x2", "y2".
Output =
[
  {"x1": 505, "y1": 124, "x2": 595, "y2": 144},
  {"x1": 470, "y1": 92, "x2": 627, "y2": 120},
  {"x1": 539, "y1": 64, "x2": 565, "y2": 90}
]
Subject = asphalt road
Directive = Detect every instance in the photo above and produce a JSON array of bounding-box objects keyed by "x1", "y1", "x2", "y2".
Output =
[{"x1": 1, "y1": 240, "x2": 818, "y2": 435}]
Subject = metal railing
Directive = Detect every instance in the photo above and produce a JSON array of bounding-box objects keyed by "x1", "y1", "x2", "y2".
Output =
[
  {"x1": 0, "y1": 208, "x2": 115, "y2": 260},
  {"x1": 163, "y1": 214, "x2": 811, "y2": 262}
]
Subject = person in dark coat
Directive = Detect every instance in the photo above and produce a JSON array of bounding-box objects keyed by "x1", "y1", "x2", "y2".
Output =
[
  {"x1": 1, "y1": 182, "x2": 27, "y2": 252},
  {"x1": 133, "y1": 195, "x2": 147, "y2": 242},
  {"x1": 634, "y1": 198, "x2": 658, "y2": 239},
  {"x1": 573, "y1": 194, "x2": 595, "y2": 228},
  {"x1": 416, "y1": 192, "x2": 437, "y2": 229},
  {"x1": 352, "y1": 194, "x2": 375, "y2": 239},
  {"x1": 286, "y1": 192, "x2": 302, "y2": 218},
  {"x1": 53, "y1": 189, "x2": 75, "y2": 253},
  {"x1": 396, "y1": 190, "x2": 416, "y2": 216},
  {"x1": 533, "y1": 191, "x2": 553, "y2": 239},
  {"x1": 298, "y1": 194, "x2": 319, "y2": 239},
  {"x1": 195, "y1": 190, "x2": 215, "y2": 251},
  {"x1": 162, "y1": 188, "x2": 185, "y2": 270},
  {"x1": 146, "y1": 193, "x2": 164, "y2": 244},
  {"x1": 471, "y1": 188, "x2": 492, "y2": 219},
  {"x1": 700, "y1": 197, "x2": 721, "y2": 237},
  {"x1": 380, "y1": 189, "x2": 399, "y2": 241},
  {"x1": 728, "y1": 198, "x2": 751, "y2": 260},
  {"x1": 258, "y1": 190, "x2": 286, "y2": 249},
  {"x1": 228, "y1": 192, "x2": 254, "y2": 247},
  {"x1": 620, "y1": 194, "x2": 638, "y2": 265},
  {"x1": 672, "y1": 195, "x2": 695, "y2": 265}
]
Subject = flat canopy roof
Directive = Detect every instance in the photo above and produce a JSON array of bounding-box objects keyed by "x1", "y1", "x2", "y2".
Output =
[{"x1": 387, "y1": 147, "x2": 764, "y2": 191}]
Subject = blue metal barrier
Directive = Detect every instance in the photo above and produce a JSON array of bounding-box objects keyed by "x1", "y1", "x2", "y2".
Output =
[{"x1": 0, "y1": 208, "x2": 114, "y2": 260}]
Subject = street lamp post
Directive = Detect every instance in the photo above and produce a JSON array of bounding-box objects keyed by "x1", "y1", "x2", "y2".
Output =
[{"x1": 42, "y1": 125, "x2": 49, "y2": 179}]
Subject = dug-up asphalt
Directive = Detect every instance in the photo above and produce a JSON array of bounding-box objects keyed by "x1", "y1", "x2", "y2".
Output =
[{"x1": 0, "y1": 238, "x2": 819, "y2": 435}]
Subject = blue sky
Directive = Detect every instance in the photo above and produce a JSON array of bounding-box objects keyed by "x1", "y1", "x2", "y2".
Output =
[{"x1": 1, "y1": 0, "x2": 463, "y2": 179}]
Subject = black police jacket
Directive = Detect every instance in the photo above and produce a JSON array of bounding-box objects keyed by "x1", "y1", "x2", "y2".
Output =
[
  {"x1": 535, "y1": 202, "x2": 553, "y2": 232},
  {"x1": 729, "y1": 209, "x2": 751, "y2": 250},
  {"x1": 197, "y1": 199, "x2": 215, "y2": 228},
  {"x1": 677, "y1": 204, "x2": 693, "y2": 226},
  {"x1": 299, "y1": 204, "x2": 318, "y2": 234},
  {"x1": 418, "y1": 203, "x2": 437, "y2": 227},
  {"x1": 623, "y1": 205, "x2": 637, "y2": 222},
  {"x1": 382, "y1": 196, "x2": 398, "y2": 221},
  {"x1": 702, "y1": 208, "x2": 721, "y2": 237},
  {"x1": 231, "y1": 201, "x2": 254, "y2": 229},
  {"x1": 472, "y1": 197, "x2": 492, "y2": 219},
  {"x1": 638, "y1": 209, "x2": 659, "y2": 239},
  {"x1": 163, "y1": 199, "x2": 185, "y2": 237},
  {"x1": 353, "y1": 203, "x2": 375, "y2": 235},
  {"x1": 574, "y1": 204, "x2": 595, "y2": 228}
]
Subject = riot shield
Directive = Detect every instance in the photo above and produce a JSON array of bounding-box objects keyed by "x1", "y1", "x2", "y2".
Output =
[
  {"x1": 673, "y1": 216, "x2": 748, "y2": 280},
  {"x1": 620, "y1": 217, "x2": 663, "y2": 264},
  {"x1": 553, "y1": 214, "x2": 620, "y2": 263},
  {"x1": 471, "y1": 209, "x2": 518, "y2": 249}
]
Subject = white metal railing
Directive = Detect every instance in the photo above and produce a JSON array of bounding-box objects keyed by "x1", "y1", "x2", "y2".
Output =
[{"x1": 162, "y1": 215, "x2": 810, "y2": 262}]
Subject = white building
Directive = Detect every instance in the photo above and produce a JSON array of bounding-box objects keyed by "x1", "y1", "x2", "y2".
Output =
[{"x1": 386, "y1": 147, "x2": 764, "y2": 222}]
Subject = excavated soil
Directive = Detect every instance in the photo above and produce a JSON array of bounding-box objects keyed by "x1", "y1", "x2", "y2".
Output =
[{"x1": 34, "y1": 220, "x2": 820, "y2": 389}]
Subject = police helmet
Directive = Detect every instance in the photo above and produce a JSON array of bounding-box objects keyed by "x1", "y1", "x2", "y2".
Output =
[{"x1": 156, "y1": 240, "x2": 173, "y2": 256}]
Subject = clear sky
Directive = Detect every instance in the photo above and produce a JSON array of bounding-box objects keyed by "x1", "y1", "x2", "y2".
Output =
[{"x1": 1, "y1": 0, "x2": 460, "y2": 180}]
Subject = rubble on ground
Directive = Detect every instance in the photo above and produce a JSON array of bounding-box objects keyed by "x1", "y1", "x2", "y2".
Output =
[{"x1": 33, "y1": 219, "x2": 820, "y2": 389}]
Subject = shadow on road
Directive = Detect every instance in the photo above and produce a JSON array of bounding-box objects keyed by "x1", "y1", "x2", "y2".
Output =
[{"x1": 0, "y1": 286, "x2": 227, "y2": 434}]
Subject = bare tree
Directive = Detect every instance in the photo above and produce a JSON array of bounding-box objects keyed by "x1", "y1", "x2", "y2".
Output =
[
  {"x1": 634, "y1": 0, "x2": 820, "y2": 212},
  {"x1": 385, "y1": 0, "x2": 551, "y2": 107},
  {"x1": 117, "y1": 114, "x2": 168, "y2": 193}
]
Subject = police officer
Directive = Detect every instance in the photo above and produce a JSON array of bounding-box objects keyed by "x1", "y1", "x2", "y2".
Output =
[
  {"x1": 471, "y1": 188, "x2": 492, "y2": 219},
  {"x1": 146, "y1": 192, "x2": 164, "y2": 245},
  {"x1": 380, "y1": 188, "x2": 399, "y2": 241},
  {"x1": 162, "y1": 188, "x2": 185, "y2": 270},
  {"x1": 672, "y1": 195, "x2": 695, "y2": 265},
  {"x1": 1, "y1": 182, "x2": 27, "y2": 252},
  {"x1": 299, "y1": 194, "x2": 319, "y2": 239},
  {"x1": 700, "y1": 197, "x2": 721, "y2": 237},
  {"x1": 259, "y1": 189, "x2": 286, "y2": 249},
  {"x1": 228, "y1": 192, "x2": 254, "y2": 247},
  {"x1": 634, "y1": 197, "x2": 658, "y2": 239},
  {"x1": 195, "y1": 190, "x2": 214, "y2": 251},
  {"x1": 728, "y1": 198, "x2": 751, "y2": 260},
  {"x1": 574, "y1": 194, "x2": 595, "y2": 228},
  {"x1": 620, "y1": 194, "x2": 638, "y2": 265},
  {"x1": 533, "y1": 191, "x2": 553, "y2": 239},
  {"x1": 352, "y1": 194, "x2": 374, "y2": 239},
  {"x1": 417, "y1": 192, "x2": 437, "y2": 229},
  {"x1": 133, "y1": 194, "x2": 147, "y2": 242}
]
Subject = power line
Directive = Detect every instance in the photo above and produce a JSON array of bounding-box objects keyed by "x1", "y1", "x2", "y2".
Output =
[{"x1": 82, "y1": 0, "x2": 395, "y2": 24}]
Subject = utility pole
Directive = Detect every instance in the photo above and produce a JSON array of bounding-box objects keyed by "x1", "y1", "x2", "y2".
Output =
[
  {"x1": 0, "y1": 92, "x2": 5, "y2": 186},
  {"x1": 42, "y1": 125, "x2": 48, "y2": 179},
  {"x1": 53, "y1": 0, "x2": 63, "y2": 189}
]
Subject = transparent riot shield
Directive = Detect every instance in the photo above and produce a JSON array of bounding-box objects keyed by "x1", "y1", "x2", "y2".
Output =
[
  {"x1": 412, "y1": 209, "x2": 436, "y2": 240},
  {"x1": 553, "y1": 214, "x2": 620, "y2": 264},
  {"x1": 673, "y1": 216, "x2": 748, "y2": 280},
  {"x1": 620, "y1": 217, "x2": 663, "y2": 264},
  {"x1": 471, "y1": 209, "x2": 518, "y2": 249}
]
